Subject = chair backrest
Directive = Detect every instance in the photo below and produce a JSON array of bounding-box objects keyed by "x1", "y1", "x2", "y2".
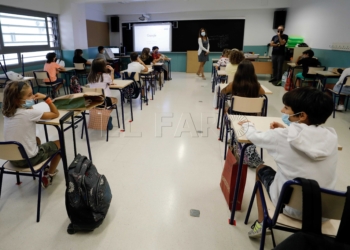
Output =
[
  {"x1": 307, "y1": 66, "x2": 326, "y2": 75},
  {"x1": 274, "y1": 180, "x2": 347, "y2": 222},
  {"x1": 74, "y1": 63, "x2": 85, "y2": 70},
  {"x1": 33, "y1": 71, "x2": 50, "y2": 81},
  {"x1": 220, "y1": 66, "x2": 226, "y2": 71},
  {"x1": 0, "y1": 141, "x2": 27, "y2": 161},
  {"x1": 231, "y1": 95, "x2": 266, "y2": 115},
  {"x1": 0, "y1": 62, "x2": 9, "y2": 80}
]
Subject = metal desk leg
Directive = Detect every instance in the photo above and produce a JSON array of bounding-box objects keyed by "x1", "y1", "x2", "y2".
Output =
[
  {"x1": 229, "y1": 143, "x2": 251, "y2": 225},
  {"x1": 217, "y1": 95, "x2": 223, "y2": 129},
  {"x1": 145, "y1": 79, "x2": 148, "y2": 105},
  {"x1": 168, "y1": 60, "x2": 172, "y2": 80},
  {"x1": 118, "y1": 89, "x2": 125, "y2": 132},
  {"x1": 129, "y1": 85, "x2": 133, "y2": 122},
  {"x1": 216, "y1": 86, "x2": 221, "y2": 109},
  {"x1": 81, "y1": 111, "x2": 92, "y2": 161},
  {"x1": 44, "y1": 125, "x2": 49, "y2": 142}
]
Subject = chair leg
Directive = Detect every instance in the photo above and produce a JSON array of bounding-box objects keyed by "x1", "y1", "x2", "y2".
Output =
[
  {"x1": 260, "y1": 221, "x2": 267, "y2": 250},
  {"x1": 270, "y1": 228, "x2": 277, "y2": 248},
  {"x1": 106, "y1": 124, "x2": 109, "y2": 142},
  {"x1": 37, "y1": 175, "x2": 42, "y2": 222},
  {"x1": 16, "y1": 172, "x2": 22, "y2": 185},
  {"x1": 0, "y1": 168, "x2": 4, "y2": 197},
  {"x1": 115, "y1": 107, "x2": 120, "y2": 128},
  {"x1": 244, "y1": 182, "x2": 260, "y2": 224}
]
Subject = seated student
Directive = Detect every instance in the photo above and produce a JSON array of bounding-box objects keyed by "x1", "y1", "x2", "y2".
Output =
[
  {"x1": 215, "y1": 49, "x2": 230, "y2": 70},
  {"x1": 152, "y1": 46, "x2": 169, "y2": 80},
  {"x1": 222, "y1": 59, "x2": 265, "y2": 168},
  {"x1": 87, "y1": 59, "x2": 116, "y2": 107},
  {"x1": 225, "y1": 49, "x2": 245, "y2": 75},
  {"x1": 127, "y1": 52, "x2": 148, "y2": 99},
  {"x1": 140, "y1": 47, "x2": 154, "y2": 65},
  {"x1": 221, "y1": 59, "x2": 264, "y2": 95},
  {"x1": 73, "y1": 49, "x2": 91, "y2": 74},
  {"x1": 2, "y1": 81, "x2": 61, "y2": 188},
  {"x1": 295, "y1": 49, "x2": 320, "y2": 87},
  {"x1": 43, "y1": 52, "x2": 64, "y2": 97},
  {"x1": 95, "y1": 46, "x2": 108, "y2": 61},
  {"x1": 240, "y1": 87, "x2": 337, "y2": 238},
  {"x1": 326, "y1": 67, "x2": 350, "y2": 111}
]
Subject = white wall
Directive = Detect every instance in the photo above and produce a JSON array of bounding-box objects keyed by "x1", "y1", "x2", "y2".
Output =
[
  {"x1": 1, "y1": 0, "x2": 60, "y2": 14},
  {"x1": 286, "y1": 0, "x2": 350, "y2": 50},
  {"x1": 115, "y1": 9, "x2": 278, "y2": 46},
  {"x1": 85, "y1": 3, "x2": 108, "y2": 22}
]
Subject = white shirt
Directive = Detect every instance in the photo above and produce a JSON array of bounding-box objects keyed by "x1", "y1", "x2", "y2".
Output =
[
  {"x1": 4, "y1": 108, "x2": 43, "y2": 158},
  {"x1": 88, "y1": 73, "x2": 113, "y2": 97},
  {"x1": 198, "y1": 37, "x2": 210, "y2": 55},
  {"x1": 335, "y1": 68, "x2": 350, "y2": 86},
  {"x1": 127, "y1": 62, "x2": 145, "y2": 73},
  {"x1": 242, "y1": 122, "x2": 338, "y2": 220}
]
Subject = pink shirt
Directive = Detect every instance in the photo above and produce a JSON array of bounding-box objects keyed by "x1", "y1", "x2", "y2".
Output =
[{"x1": 43, "y1": 62, "x2": 60, "y2": 82}]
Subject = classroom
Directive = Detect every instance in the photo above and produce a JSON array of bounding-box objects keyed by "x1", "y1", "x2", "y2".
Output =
[{"x1": 0, "y1": 0, "x2": 350, "y2": 249}]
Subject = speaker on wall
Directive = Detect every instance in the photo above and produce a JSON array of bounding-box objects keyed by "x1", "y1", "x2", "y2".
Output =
[
  {"x1": 273, "y1": 10, "x2": 287, "y2": 29},
  {"x1": 111, "y1": 16, "x2": 119, "y2": 32}
]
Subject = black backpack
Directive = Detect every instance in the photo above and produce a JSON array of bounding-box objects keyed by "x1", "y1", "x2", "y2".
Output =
[
  {"x1": 274, "y1": 178, "x2": 350, "y2": 250},
  {"x1": 65, "y1": 154, "x2": 112, "y2": 234},
  {"x1": 122, "y1": 72, "x2": 140, "y2": 100}
]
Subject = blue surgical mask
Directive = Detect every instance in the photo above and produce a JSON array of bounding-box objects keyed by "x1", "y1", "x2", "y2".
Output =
[
  {"x1": 281, "y1": 112, "x2": 301, "y2": 126},
  {"x1": 22, "y1": 99, "x2": 35, "y2": 109},
  {"x1": 201, "y1": 32, "x2": 206, "y2": 36}
]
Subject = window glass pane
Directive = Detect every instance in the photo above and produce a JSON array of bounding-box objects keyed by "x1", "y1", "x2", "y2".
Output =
[
  {"x1": 0, "y1": 12, "x2": 48, "y2": 47},
  {"x1": 0, "y1": 53, "x2": 19, "y2": 66},
  {"x1": 21, "y1": 50, "x2": 53, "y2": 63}
]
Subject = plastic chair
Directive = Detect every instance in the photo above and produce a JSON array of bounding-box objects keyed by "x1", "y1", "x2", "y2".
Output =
[
  {"x1": 326, "y1": 76, "x2": 350, "y2": 118},
  {"x1": 33, "y1": 71, "x2": 64, "y2": 98},
  {"x1": 223, "y1": 95, "x2": 267, "y2": 160},
  {"x1": 74, "y1": 63, "x2": 88, "y2": 85},
  {"x1": 81, "y1": 86, "x2": 120, "y2": 141},
  {"x1": 0, "y1": 141, "x2": 61, "y2": 222},
  {"x1": 245, "y1": 179, "x2": 346, "y2": 250}
]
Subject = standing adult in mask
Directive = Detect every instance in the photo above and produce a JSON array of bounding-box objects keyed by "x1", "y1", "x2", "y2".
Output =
[
  {"x1": 197, "y1": 28, "x2": 210, "y2": 80},
  {"x1": 269, "y1": 25, "x2": 288, "y2": 86}
]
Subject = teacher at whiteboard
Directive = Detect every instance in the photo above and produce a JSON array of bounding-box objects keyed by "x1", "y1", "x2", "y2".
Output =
[{"x1": 197, "y1": 28, "x2": 210, "y2": 80}]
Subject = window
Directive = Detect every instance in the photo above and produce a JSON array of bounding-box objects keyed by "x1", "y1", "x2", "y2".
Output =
[
  {"x1": 0, "y1": 6, "x2": 61, "y2": 68},
  {"x1": 0, "y1": 13, "x2": 48, "y2": 47},
  {"x1": 0, "y1": 53, "x2": 19, "y2": 66},
  {"x1": 21, "y1": 50, "x2": 53, "y2": 63}
]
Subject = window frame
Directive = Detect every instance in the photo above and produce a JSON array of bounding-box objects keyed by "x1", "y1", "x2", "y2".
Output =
[{"x1": 0, "y1": 5, "x2": 61, "y2": 70}]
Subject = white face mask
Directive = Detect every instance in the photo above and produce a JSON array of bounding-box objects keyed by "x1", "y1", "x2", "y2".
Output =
[{"x1": 201, "y1": 32, "x2": 206, "y2": 36}]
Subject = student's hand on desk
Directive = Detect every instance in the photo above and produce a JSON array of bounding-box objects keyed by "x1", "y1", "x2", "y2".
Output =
[
  {"x1": 34, "y1": 93, "x2": 47, "y2": 100},
  {"x1": 270, "y1": 122, "x2": 285, "y2": 129}
]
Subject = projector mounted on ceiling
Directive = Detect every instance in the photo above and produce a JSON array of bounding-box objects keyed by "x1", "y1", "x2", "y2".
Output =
[{"x1": 139, "y1": 14, "x2": 150, "y2": 22}]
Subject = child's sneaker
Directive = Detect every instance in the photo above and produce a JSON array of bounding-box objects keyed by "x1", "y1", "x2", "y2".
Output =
[
  {"x1": 336, "y1": 104, "x2": 345, "y2": 111},
  {"x1": 41, "y1": 167, "x2": 50, "y2": 188},
  {"x1": 248, "y1": 220, "x2": 271, "y2": 238}
]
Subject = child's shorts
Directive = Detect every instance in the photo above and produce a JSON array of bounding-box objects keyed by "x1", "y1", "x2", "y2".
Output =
[
  {"x1": 10, "y1": 142, "x2": 59, "y2": 168},
  {"x1": 257, "y1": 166, "x2": 276, "y2": 195}
]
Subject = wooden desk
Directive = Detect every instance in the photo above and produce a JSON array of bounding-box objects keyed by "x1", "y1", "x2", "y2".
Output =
[
  {"x1": 251, "y1": 61, "x2": 273, "y2": 75},
  {"x1": 315, "y1": 71, "x2": 340, "y2": 91},
  {"x1": 261, "y1": 85, "x2": 273, "y2": 94},
  {"x1": 110, "y1": 80, "x2": 134, "y2": 132},
  {"x1": 186, "y1": 51, "x2": 198, "y2": 73}
]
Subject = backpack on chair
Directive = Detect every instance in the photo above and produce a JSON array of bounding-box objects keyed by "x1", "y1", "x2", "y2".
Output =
[
  {"x1": 70, "y1": 75, "x2": 82, "y2": 93},
  {"x1": 122, "y1": 72, "x2": 140, "y2": 101}
]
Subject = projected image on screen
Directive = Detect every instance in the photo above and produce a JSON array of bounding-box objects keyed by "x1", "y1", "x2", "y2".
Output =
[{"x1": 133, "y1": 23, "x2": 172, "y2": 52}]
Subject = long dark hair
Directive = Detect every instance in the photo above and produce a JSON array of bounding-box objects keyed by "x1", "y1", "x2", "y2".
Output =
[
  {"x1": 140, "y1": 47, "x2": 150, "y2": 61},
  {"x1": 87, "y1": 58, "x2": 108, "y2": 83},
  {"x1": 231, "y1": 60, "x2": 260, "y2": 97},
  {"x1": 46, "y1": 52, "x2": 56, "y2": 63},
  {"x1": 2, "y1": 81, "x2": 31, "y2": 117},
  {"x1": 198, "y1": 28, "x2": 208, "y2": 39},
  {"x1": 74, "y1": 49, "x2": 83, "y2": 57}
]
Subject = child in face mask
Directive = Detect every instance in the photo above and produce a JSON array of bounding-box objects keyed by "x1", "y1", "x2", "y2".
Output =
[
  {"x1": 239, "y1": 87, "x2": 337, "y2": 239},
  {"x1": 2, "y1": 81, "x2": 62, "y2": 188}
]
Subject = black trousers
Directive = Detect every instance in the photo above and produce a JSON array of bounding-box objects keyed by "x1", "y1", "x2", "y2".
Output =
[{"x1": 272, "y1": 54, "x2": 285, "y2": 81}]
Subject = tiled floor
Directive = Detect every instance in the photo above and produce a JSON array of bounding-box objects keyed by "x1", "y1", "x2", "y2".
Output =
[{"x1": 0, "y1": 72, "x2": 349, "y2": 250}]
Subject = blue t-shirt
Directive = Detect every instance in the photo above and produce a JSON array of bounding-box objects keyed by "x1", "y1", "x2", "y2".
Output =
[{"x1": 271, "y1": 34, "x2": 288, "y2": 55}]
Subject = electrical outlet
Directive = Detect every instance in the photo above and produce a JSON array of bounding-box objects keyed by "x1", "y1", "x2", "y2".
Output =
[{"x1": 330, "y1": 43, "x2": 350, "y2": 51}]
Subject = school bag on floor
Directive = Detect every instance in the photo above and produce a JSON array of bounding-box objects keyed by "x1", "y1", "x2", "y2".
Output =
[
  {"x1": 70, "y1": 75, "x2": 82, "y2": 93},
  {"x1": 65, "y1": 154, "x2": 112, "y2": 234}
]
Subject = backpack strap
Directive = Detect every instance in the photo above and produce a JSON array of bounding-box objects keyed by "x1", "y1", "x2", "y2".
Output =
[
  {"x1": 294, "y1": 178, "x2": 322, "y2": 234},
  {"x1": 74, "y1": 154, "x2": 87, "y2": 174},
  {"x1": 336, "y1": 186, "x2": 350, "y2": 244}
]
